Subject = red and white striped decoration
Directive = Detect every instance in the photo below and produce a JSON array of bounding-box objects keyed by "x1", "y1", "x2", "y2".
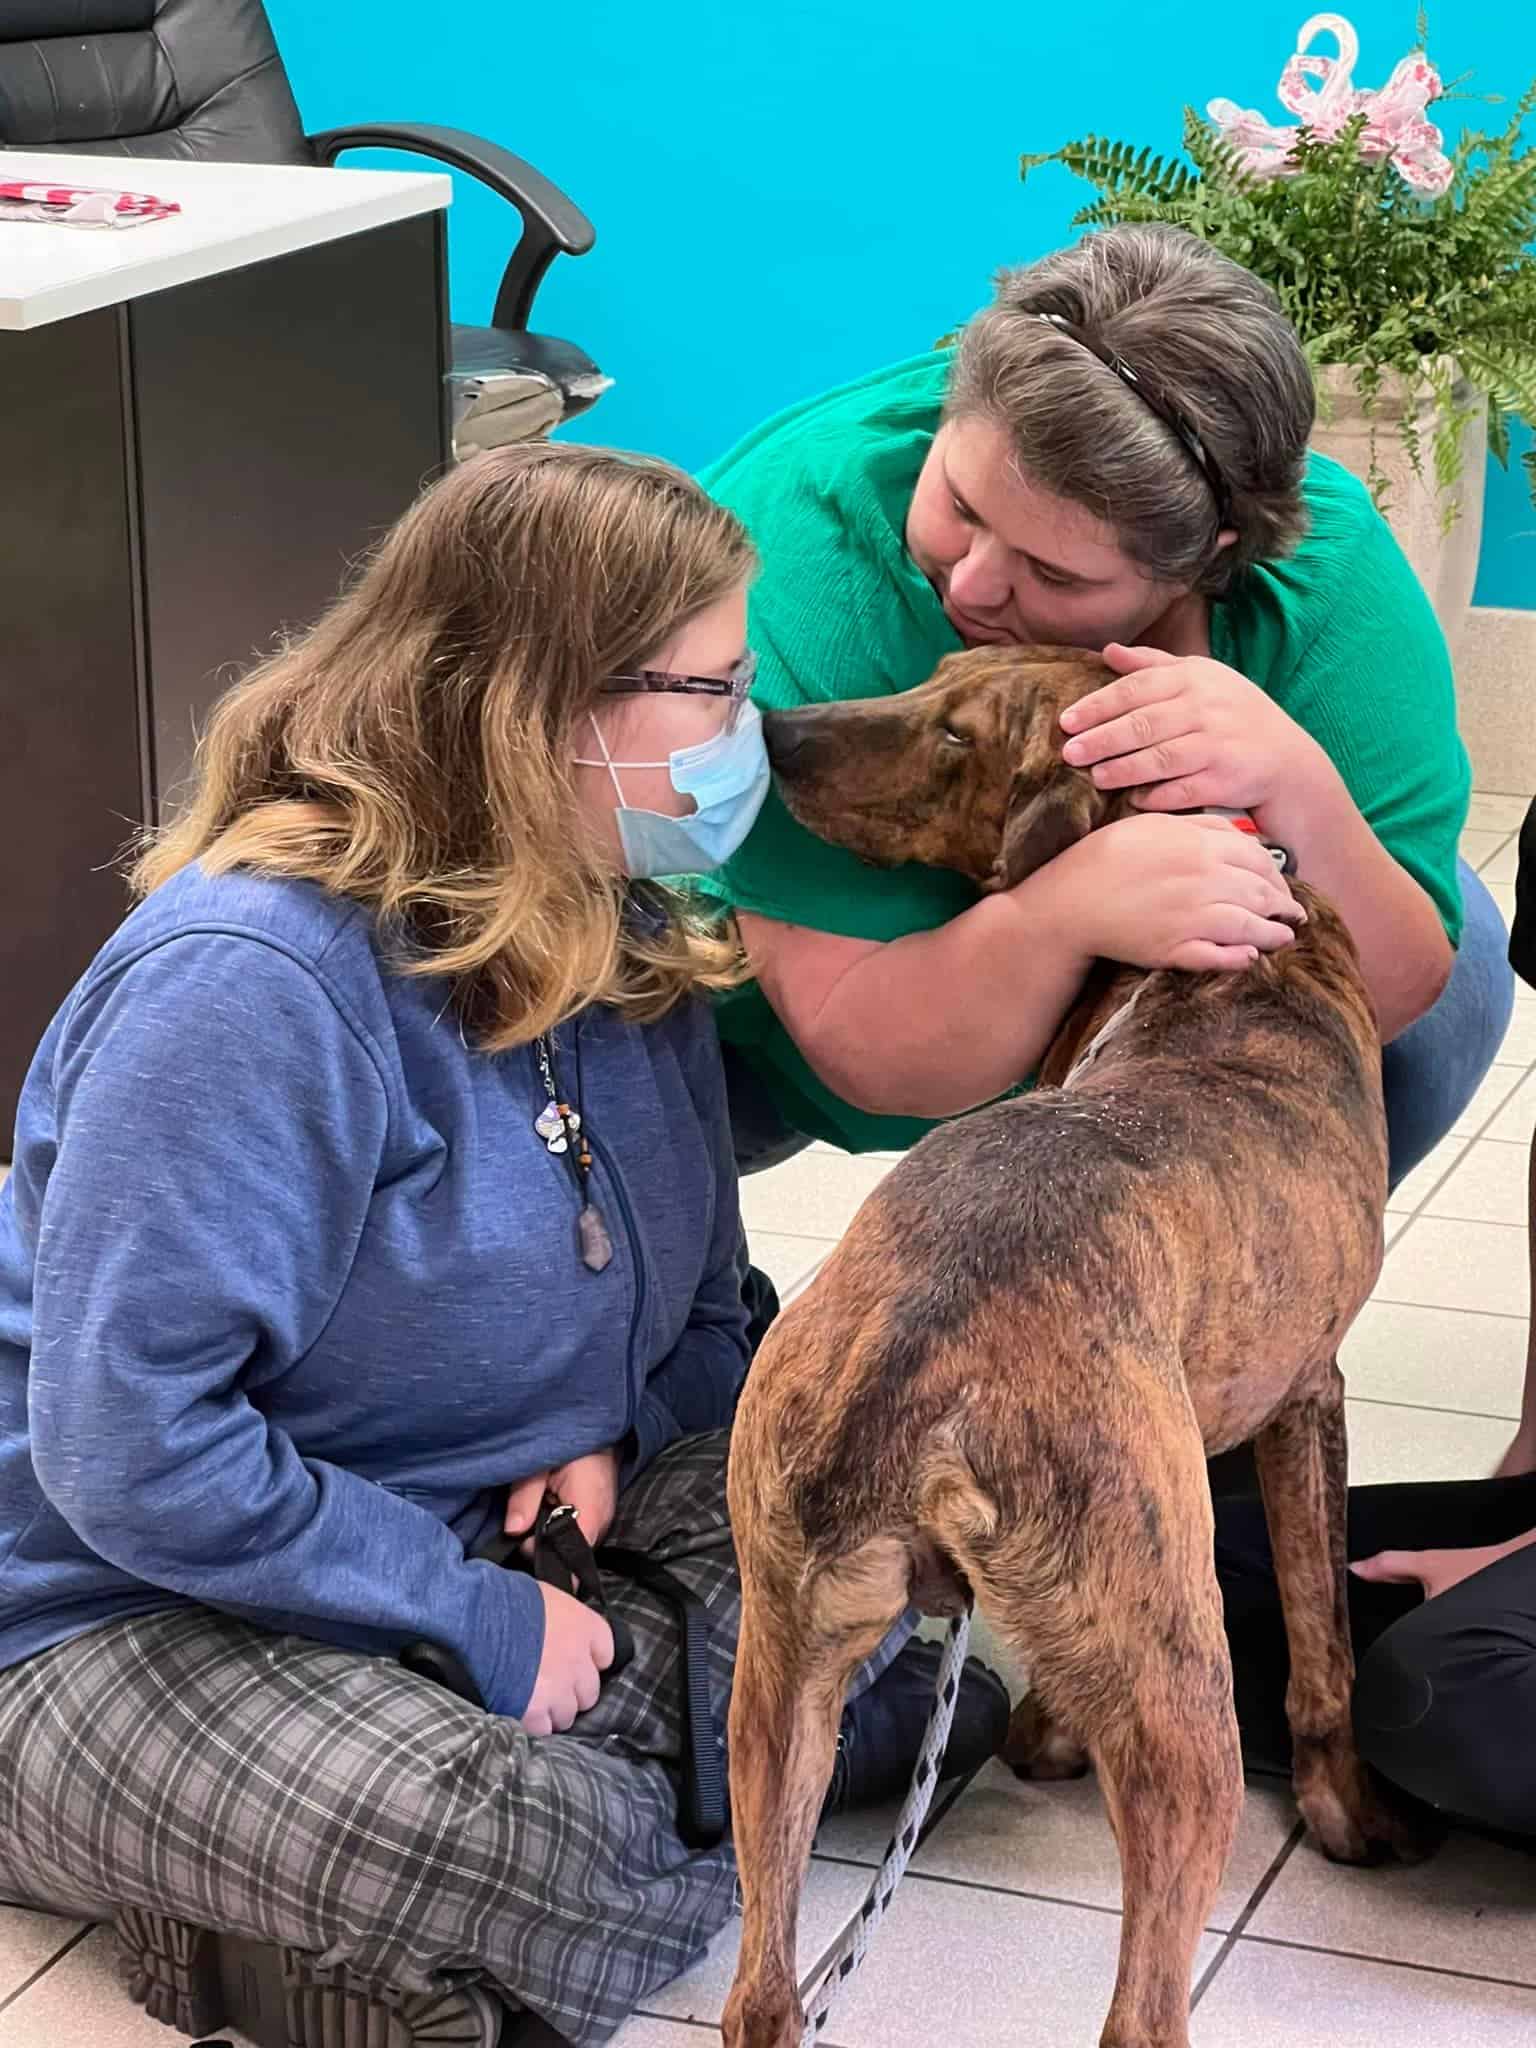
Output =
[{"x1": 0, "y1": 180, "x2": 180, "y2": 228}]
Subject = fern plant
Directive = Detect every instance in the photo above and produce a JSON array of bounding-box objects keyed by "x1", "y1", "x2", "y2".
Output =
[{"x1": 1021, "y1": 72, "x2": 1536, "y2": 522}]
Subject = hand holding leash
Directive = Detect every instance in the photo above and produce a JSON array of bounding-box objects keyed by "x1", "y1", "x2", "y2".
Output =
[{"x1": 401, "y1": 1486, "x2": 634, "y2": 1718}]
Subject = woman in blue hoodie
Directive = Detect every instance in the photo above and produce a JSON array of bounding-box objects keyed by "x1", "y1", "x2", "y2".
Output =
[{"x1": 0, "y1": 445, "x2": 1005, "y2": 2048}]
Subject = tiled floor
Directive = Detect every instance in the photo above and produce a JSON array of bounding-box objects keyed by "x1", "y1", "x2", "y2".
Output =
[{"x1": 3, "y1": 799, "x2": 1535, "y2": 2044}]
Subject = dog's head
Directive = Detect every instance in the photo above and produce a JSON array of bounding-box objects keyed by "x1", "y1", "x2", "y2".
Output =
[{"x1": 763, "y1": 645, "x2": 1130, "y2": 890}]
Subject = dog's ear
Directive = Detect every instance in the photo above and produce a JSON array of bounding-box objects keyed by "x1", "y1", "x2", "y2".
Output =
[{"x1": 988, "y1": 766, "x2": 1105, "y2": 891}]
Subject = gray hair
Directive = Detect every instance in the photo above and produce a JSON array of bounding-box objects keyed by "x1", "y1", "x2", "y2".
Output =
[{"x1": 948, "y1": 225, "x2": 1314, "y2": 595}]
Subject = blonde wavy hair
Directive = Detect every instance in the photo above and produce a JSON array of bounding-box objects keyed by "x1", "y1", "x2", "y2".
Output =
[{"x1": 134, "y1": 442, "x2": 756, "y2": 1046}]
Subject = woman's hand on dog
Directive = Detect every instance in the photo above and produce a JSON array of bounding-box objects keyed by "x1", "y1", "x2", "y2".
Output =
[
  {"x1": 1059, "y1": 645, "x2": 1331, "y2": 825},
  {"x1": 1059, "y1": 643, "x2": 1450, "y2": 1044},
  {"x1": 1041, "y1": 813, "x2": 1304, "y2": 974}
]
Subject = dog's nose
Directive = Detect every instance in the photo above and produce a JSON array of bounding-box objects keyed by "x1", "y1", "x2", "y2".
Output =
[{"x1": 763, "y1": 712, "x2": 813, "y2": 770}]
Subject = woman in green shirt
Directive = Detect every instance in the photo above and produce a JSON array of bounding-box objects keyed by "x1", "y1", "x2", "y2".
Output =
[{"x1": 700, "y1": 224, "x2": 1511, "y2": 1207}]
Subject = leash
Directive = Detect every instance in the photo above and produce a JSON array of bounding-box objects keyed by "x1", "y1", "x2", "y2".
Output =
[
  {"x1": 401, "y1": 1496, "x2": 635, "y2": 1700},
  {"x1": 400, "y1": 1508, "x2": 726, "y2": 1849},
  {"x1": 600, "y1": 1544, "x2": 729, "y2": 1848},
  {"x1": 403, "y1": 1497, "x2": 732, "y2": 1846},
  {"x1": 796, "y1": 1606, "x2": 973, "y2": 2046}
]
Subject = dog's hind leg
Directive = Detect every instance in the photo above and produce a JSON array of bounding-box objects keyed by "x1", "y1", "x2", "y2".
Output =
[
  {"x1": 1089, "y1": 1588, "x2": 1241, "y2": 2048},
  {"x1": 1255, "y1": 1361, "x2": 1431, "y2": 1866},
  {"x1": 944, "y1": 1400, "x2": 1241, "y2": 2048},
  {"x1": 722, "y1": 1534, "x2": 910, "y2": 2048}
]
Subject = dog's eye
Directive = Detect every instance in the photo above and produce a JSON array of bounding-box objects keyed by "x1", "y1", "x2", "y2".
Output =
[{"x1": 939, "y1": 725, "x2": 973, "y2": 748}]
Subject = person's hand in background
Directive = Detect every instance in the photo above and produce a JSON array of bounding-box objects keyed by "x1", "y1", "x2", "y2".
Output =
[
  {"x1": 1352, "y1": 1528, "x2": 1536, "y2": 1602},
  {"x1": 1494, "y1": 1427, "x2": 1536, "y2": 1480}
]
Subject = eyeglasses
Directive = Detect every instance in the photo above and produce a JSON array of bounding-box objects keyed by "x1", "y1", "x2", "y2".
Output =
[{"x1": 599, "y1": 651, "x2": 757, "y2": 735}]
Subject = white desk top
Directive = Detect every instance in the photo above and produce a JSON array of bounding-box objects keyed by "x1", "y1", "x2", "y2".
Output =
[{"x1": 0, "y1": 152, "x2": 451, "y2": 331}]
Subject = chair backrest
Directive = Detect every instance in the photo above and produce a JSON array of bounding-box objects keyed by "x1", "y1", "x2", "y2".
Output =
[{"x1": 0, "y1": 0, "x2": 311, "y2": 164}]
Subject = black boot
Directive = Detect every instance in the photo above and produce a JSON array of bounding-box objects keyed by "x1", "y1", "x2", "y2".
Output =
[{"x1": 824, "y1": 1639, "x2": 1011, "y2": 1814}]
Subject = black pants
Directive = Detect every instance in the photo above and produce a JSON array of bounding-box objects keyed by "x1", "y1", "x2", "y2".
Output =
[{"x1": 1216, "y1": 1473, "x2": 1536, "y2": 1839}]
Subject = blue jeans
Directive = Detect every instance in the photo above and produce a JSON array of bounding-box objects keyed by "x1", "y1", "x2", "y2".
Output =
[{"x1": 1382, "y1": 859, "x2": 1514, "y2": 1189}]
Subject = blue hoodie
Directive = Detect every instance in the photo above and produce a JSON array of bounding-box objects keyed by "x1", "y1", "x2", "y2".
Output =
[{"x1": 0, "y1": 865, "x2": 748, "y2": 1719}]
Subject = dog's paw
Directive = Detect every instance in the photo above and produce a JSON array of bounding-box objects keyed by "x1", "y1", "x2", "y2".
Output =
[
  {"x1": 1298, "y1": 1757, "x2": 1442, "y2": 1867},
  {"x1": 722, "y1": 1985, "x2": 804, "y2": 2048},
  {"x1": 1002, "y1": 1696, "x2": 1091, "y2": 1781}
]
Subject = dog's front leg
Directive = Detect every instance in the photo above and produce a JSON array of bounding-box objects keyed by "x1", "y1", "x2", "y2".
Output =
[{"x1": 1254, "y1": 1364, "x2": 1427, "y2": 1864}]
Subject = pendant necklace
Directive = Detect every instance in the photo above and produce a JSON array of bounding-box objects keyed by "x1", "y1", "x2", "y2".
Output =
[{"x1": 533, "y1": 1025, "x2": 614, "y2": 1273}]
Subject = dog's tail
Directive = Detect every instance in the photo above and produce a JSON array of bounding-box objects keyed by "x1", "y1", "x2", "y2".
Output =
[
  {"x1": 904, "y1": 1443, "x2": 997, "y2": 1621},
  {"x1": 914, "y1": 1427, "x2": 1090, "y2": 1641},
  {"x1": 916, "y1": 1438, "x2": 1001, "y2": 1552}
]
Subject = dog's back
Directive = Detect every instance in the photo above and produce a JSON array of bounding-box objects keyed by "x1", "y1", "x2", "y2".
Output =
[{"x1": 733, "y1": 883, "x2": 1385, "y2": 1589}]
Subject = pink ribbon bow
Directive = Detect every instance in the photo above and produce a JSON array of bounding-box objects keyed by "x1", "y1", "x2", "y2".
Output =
[{"x1": 1207, "y1": 12, "x2": 1454, "y2": 195}]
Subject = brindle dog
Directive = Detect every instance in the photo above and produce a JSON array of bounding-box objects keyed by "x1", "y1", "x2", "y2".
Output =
[{"x1": 722, "y1": 646, "x2": 1425, "y2": 2048}]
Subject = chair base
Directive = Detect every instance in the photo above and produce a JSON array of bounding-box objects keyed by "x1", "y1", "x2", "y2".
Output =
[{"x1": 114, "y1": 1907, "x2": 504, "y2": 2047}]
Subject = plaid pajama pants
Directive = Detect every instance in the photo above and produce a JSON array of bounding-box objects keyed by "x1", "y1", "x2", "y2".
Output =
[{"x1": 0, "y1": 1432, "x2": 910, "y2": 2046}]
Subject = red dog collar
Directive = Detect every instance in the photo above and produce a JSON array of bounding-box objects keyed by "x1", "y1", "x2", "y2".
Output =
[{"x1": 1202, "y1": 807, "x2": 1295, "y2": 877}]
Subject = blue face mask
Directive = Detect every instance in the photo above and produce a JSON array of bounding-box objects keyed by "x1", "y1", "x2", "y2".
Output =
[{"x1": 576, "y1": 703, "x2": 771, "y2": 878}]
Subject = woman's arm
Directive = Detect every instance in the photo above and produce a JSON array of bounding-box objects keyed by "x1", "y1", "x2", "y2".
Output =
[
  {"x1": 742, "y1": 814, "x2": 1302, "y2": 1119},
  {"x1": 29, "y1": 935, "x2": 549, "y2": 1719},
  {"x1": 742, "y1": 898, "x2": 1083, "y2": 1120}
]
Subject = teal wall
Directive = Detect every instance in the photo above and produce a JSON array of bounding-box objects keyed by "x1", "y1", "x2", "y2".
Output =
[{"x1": 267, "y1": 1, "x2": 1534, "y2": 607}]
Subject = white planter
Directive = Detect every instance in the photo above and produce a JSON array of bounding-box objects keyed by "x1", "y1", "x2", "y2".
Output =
[{"x1": 1310, "y1": 363, "x2": 1487, "y2": 656}]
